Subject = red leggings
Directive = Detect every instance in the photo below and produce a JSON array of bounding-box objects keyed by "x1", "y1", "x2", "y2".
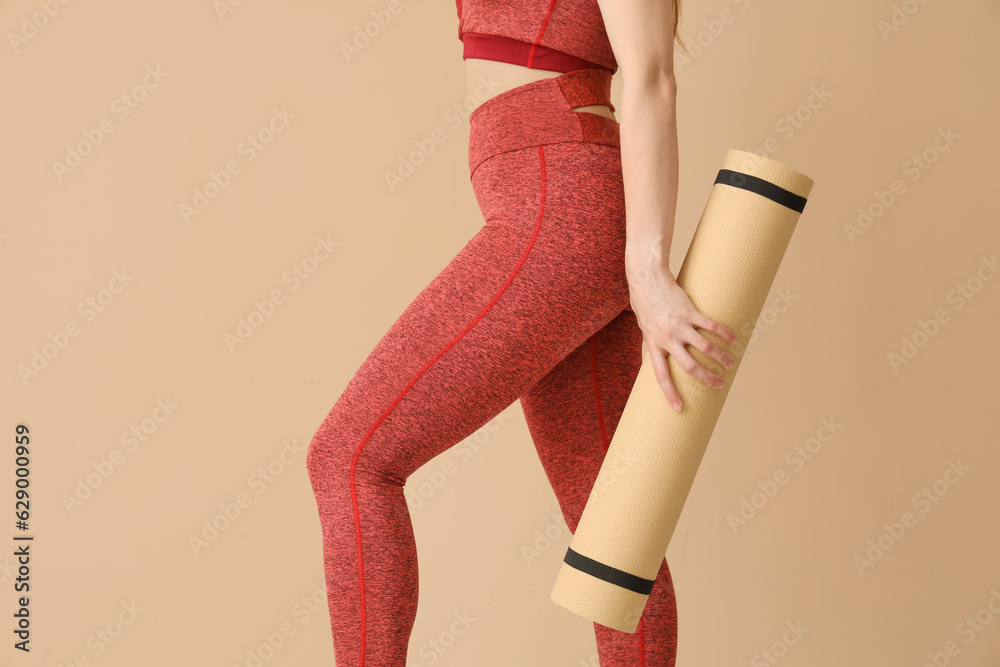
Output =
[{"x1": 306, "y1": 68, "x2": 677, "y2": 666}]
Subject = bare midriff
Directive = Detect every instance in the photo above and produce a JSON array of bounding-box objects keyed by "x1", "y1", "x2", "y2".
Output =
[{"x1": 464, "y1": 57, "x2": 616, "y2": 120}]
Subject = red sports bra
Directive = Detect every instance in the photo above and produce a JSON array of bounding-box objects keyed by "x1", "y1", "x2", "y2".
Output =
[{"x1": 456, "y1": 0, "x2": 618, "y2": 74}]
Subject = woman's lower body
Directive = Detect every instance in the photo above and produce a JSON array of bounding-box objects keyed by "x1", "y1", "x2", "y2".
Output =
[{"x1": 306, "y1": 67, "x2": 678, "y2": 667}]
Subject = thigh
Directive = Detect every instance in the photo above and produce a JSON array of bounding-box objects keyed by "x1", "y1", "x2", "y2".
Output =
[
  {"x1": 518, "y1": 307, "x2": 644, "y2": 531},
  {"x1": 310, "y1": 142, "x2": 632, "y2": 483}
]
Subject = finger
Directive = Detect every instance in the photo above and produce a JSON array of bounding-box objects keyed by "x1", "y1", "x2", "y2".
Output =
[
  {"x1": 648, "y1": 341, "x2": 683, "y2": 412},
  {"x1": 693, "y1": 311, "x2": 738, "y2": 346},
  {"x1": 672, "y1": 342, "x2": 724, "y2": 389},
  {"x1": 684, "y1": 325, "x2": 735, "y2": 370}
]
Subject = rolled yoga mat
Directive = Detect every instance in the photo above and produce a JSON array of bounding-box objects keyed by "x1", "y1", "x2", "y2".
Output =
[{"x1": 549, "y1": 148, "x2": 814, "y2": 633}]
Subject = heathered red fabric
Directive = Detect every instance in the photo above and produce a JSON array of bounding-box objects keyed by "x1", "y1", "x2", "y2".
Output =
[
  {"x1": 456, "y1": 0, "x2": 618, "y2": 73},
  {"x1": 306, "y1": 68, "x2": 677, "y2": 666}
]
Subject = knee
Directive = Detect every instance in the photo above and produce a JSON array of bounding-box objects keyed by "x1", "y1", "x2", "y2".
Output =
[
  {"x1": 306, "y1": 396, "x2": 401, "y2": 494},
  {"x1": 306, "y1": 402, "x2": 357, "y2": 493}
]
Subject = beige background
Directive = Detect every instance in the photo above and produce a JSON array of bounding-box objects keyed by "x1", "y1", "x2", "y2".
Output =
[{"x1": 2, "y1": 0, "x2": 999, "y2": 665}]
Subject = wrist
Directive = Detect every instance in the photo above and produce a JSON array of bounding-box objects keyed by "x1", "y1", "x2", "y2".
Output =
[{"x1": 625, "y1": 242, "x2": 672, "y2": 275}]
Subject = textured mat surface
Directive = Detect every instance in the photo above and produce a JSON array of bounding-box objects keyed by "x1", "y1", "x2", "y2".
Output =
[{"x1": 549, "y1": 148, "x2": 815, "y2": 632}]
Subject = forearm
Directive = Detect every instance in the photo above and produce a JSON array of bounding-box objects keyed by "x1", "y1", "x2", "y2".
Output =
[{"x1": 620, "y1": 76, "x2": 679, "y2": 280}]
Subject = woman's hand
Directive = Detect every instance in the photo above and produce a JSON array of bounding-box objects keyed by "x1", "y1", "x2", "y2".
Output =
[{"x1": 626, "y1": 256, "x2": 738, "y2": 413}]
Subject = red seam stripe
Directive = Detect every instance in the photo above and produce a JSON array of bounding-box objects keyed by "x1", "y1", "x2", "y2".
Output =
[
  {"x1": 349, "y1": 144, "x2": 548, "y2": 666},
  {"x1": 639, "y1": 616, "x2": 646, "y2": 666},
  {"x1": 527, "y1": 0, "x2": 559, "y2": 68}
]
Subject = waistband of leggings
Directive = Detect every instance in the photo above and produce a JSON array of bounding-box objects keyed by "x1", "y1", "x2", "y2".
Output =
[{"x1": 468, "y1": 68, "x2": 620, "y2": 179}]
